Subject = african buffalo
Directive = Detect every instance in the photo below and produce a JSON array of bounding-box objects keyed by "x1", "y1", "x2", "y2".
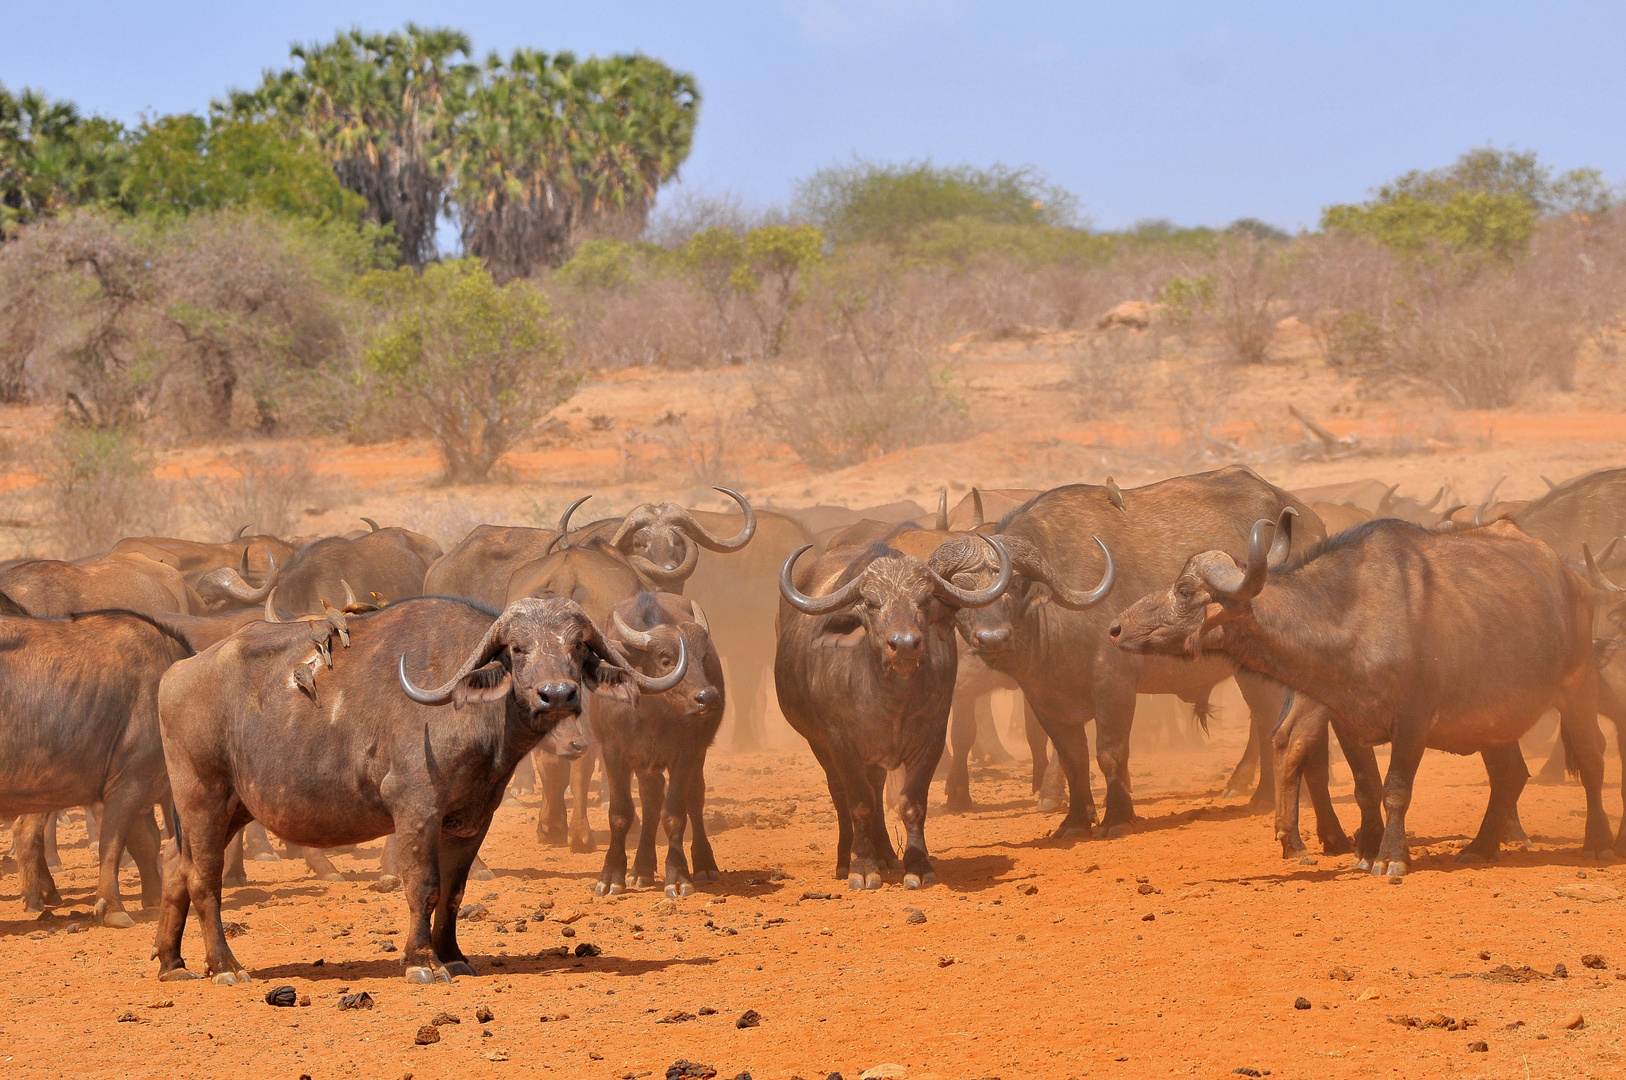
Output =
[
  {"x1": 592, "y1": 593, "x2": 726, "y2": 898},
  {"x1": 775, "y1": 530, "x2": 1034, "y2": 889},
  {"x1": 1111, "y1": 514, "x2": 1610, "y2": 874},
  {"x1": 259, "y1": 522, "x2": 442, "y2": 615},
  {"x1": 0, "y1": 553, "x2": 208, "y2": 616},
  {"x1": 154, "y1": 595, "x2": 683, "y2": 984}
]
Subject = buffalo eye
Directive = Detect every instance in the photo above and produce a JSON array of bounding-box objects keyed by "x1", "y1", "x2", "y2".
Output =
[
  {"x1": 1176, "y1": 583, "x2": 1194, "y2": 602},
  {"x1": 657, "y1": 652, "x2": 675, "y2": 672}
]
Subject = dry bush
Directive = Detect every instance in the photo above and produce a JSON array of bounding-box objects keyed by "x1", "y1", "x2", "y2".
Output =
[
  {"x1": 553, "y1": 274, "x2": 724, "y2": 369},
  {"x1": 1210, "y1": 238, "x2": 1282, "y2": 365},
  {"x1": 1072, "y1": 329, "x2": 1154, "y2": 418},
  {"x1": 1281, "y1": 235, "x2": 1400, "y2": 375},
  {"x1": 1164, "y1": 361, "x2": 1238, "y2": 464},
  {"x1": 654, "y1": 390, "x2": 746, "y2": 486},
  {"x1": 37, "y1": 427, "x2": 172, "y2": 558},
  {"x1": 190, "y1": 449, "x2": 323, "y2": 540},
  {"x1": 753, "y1": 247, "x2": 966, "y2": 469}
]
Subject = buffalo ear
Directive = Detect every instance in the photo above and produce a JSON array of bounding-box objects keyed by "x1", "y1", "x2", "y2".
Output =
[
  {"x1": 1023, "y1": 583, "x2": 1053, "y2": 609},
  {"x1": 452, "y1": 661, "x2": 512, "y2": 709},
  {"x1": 585, "y1": 656, "x2": 640, "y2": 704},
  {"x1": 814, "y1": 612, "x2": 866, "y2": 648}
]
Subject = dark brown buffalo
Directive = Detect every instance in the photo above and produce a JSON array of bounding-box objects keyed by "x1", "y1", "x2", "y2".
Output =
[
  {"x1": 1293, "y1": 480, "x2": 1445, "y2": 524},
  {"x1": 153, "y1": 595, "x2": 682, "y2": 985},
  {"x1": 775, "y1": 530, "x2": 1030, "y2": 889},
  {"x1": 262, "y1": 523, "x2": 443, "y2": 615},
  {"x1": 0, "y1": 553, "x2": 207, "y2": 615},
  {"x1": 422, "y1": 524, "x2": 559, "y2": 607},
  {"x1": 944, "y1": 487, "x2": 1041, "y2": 531},
  {"x1": 1515, "y1": 468, "x2": 1626, "y2": 560},
  {"x1": 592, "y1": 593, "x2": 726, "y2": 897},
  {"x1": 506, "y1": 544, "x2": 645, "y2": 852},
  {"x1": 938, "y1": 467, "x2": 1328, "y2": 839},
  {"x1": 111, "y1": 526, "x2": 293, "y2": 576},
  {"x1": 1110, "y1": 515, "x2": 1611, "y2": 874},
  {"x1": 0, "y1": 607, "x2": 195, "y2": 925}
]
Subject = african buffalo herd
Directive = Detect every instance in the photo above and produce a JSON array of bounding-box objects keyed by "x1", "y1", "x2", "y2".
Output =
[{"x1": 3, "y1": 466, "x2": 1626, "y2": 986}]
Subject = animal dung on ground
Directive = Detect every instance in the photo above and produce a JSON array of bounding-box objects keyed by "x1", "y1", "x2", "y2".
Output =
[
  {"x1": 1294, "y1": 997, "x2": 1311, "y2": 1010},
  {"x1": 431, "y1": 1011, "x2": 459, "y2": 1026},
  {"x1": 115, "y1": 1011, "x2": 139, "y2": 1023},
  {"x1": 1582, "y1": 954, "x2": 1607, "y2": 969},
  {"x1": 475, "y1": 1005, "x2": 494, "y2": 1023},
  {"x1": 657, "y1": 1009, "x2": 697, "y2": 1024},
  {"x1": 697, "y1": 1006, "x2": 718, "y2": 1016},
  {"x1": 574, "y1": 942, "x2": 602, "y2": 957},
  {"x1": 1015, "y1": 883, "x2": 1038, "y2": 896},
  {"x1": 1328, "y1": 967, "x2": 1352, "y2": 981},
  {"x1": 371, "y1": 875, "x2": 401, "y2": 893},
  {"x1": 1553, "y1": 963, "x2": 1569, "y2": 979},
  {"x1": 905, "y1": 910, "x2": 927, "y2": 925},
  {"x1": 1467, "y1": 1041, "x2": 1489, "y2": 1053},
  {"x1": 264, "y1": 985, "x2": 298, "y2": 1008},
  {"x1": 414, "y1": 1024, "x2": 440, "y2": 1045},
  {"x1": 666, "y1": 1061, "x2": 717, "y2": 1079},
  {"x1": 735, "y1": 1008, "x2": 762, "y2": 1029},
  {"x1": 336, "y1": 992, "x2": 375, "y2": 1010},
  {"x1": 458, "y1": 903, "x2": 487, "y2": 921}
]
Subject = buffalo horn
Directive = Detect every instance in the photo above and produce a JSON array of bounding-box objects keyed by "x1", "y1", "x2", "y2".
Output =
[
  {"x1": 1482, "y1": 476, "x2": 1506, "y2": 506},
  {"x1": 689, "y1": 599, "x2": 709, "y2": 634},
  {"x1": 779, "y1": 545, "x2": 864, "y2": 615},
  {"x1": 1376, "y1": 484, "x2": 1399, "y2": 517},
  {"x1": 1267, "y1": 506, "x2": 1297, "y2": 567},
  {"x1": 1542, "y1": 475, "x2": 1557, "y2": 490},
  {"x1": 1004, "y1": 535, "x2": 1117, "y2": 610},
  {"x1": 1439, "y1": 504, "x2": 1467, "y2": 524},
  {"x1": 196, "y1": 552, "x2": 279, "y2": 604},
  {"x1": 361, "y1": 517, "x2": 380, "y2": 532},
  {"x1": 546, "y1": 495, "x2": 594, "y2": 555},
  {"x1": 627, "y1": 540, "x2": 699, "y2": 585},
  {"x1": 342, "y1": 579, "x2": 359, "y2": 609},
  {"x1": 1419, "y1": 487, "x2": 1443, "y2": 512},
  {"x1": 1584, "y1": 543, "x2": 1626, "y2": 593},
  {"x1": 669, "y1": 487, "x2": 757, "y2": 552},
  {"x1": 600, "y1": 632, "x2": 689, "y2": 692},
  {"x1": 971, "y1": 488, "x2": 984, "y2": 527},
  {"x1": 398, "y1": 609, "x2": 519, "y2": 705},
  {"x1": 232, "y1": 523, "x2": 252, "y2": 542},
  {"x1": 1205, "y1": 506, "x2": 1296, "y2": 601},
  {"x1": 263, "y1": 586, "x2": 280, "y2": 622},
  {"x1": 935, "y1": 488, "x2": 949, "y2": 530},
  {"x1": 611, "y1": 608, "x2": 655, "y2": 650},
  {"x1": 928, "y1": 535, "x2": 1013, "y2": 608}
]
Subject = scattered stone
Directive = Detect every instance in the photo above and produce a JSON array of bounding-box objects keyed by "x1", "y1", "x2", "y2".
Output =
[
  {"x1": 485, "y1": 1050, "x2": 509, "y2": 1062},
  {"x1": 536, "y1": 946, "x2": 569, "y2": 958},
  {"x1": 482, "y1": 892, "x2": 499, "y2": 901},
  {"x1": 414, "y1": 1024, "x2": 440, "y2": 1045},
  {"x1": 1356, "y1": 988, "x2": 1379, "y2": 1002},
  {"x1": 1298, "y1": 857, "x2": 1317, "y2": 866},
  {"x1": 698, "y1": 1005, "x2": 718, "y2": 1015},
  {"x1": 1467, "y1": 1041, "x2": 1489, "y2": 1053},
  {"x1": 1478, "y1": 950, "x2": 1491, "y2": 960},
  {"x1": 553, "y1": 908, "x2": 585, "y2": 924},
  {"x1": 937, "y1": 957, "x2": 956, "y2": 968},
  {"x1": 538, "y1": 1013, "x2": 570, "y2": 1022},
  {"x1": 1554, "y1": 963, "x2": 1569, "y2": 979},
  {"x1": 1141, "y1": 913, "x2": 1155, "y2": 922},
  {"x1": 801, "y1": 891, "x2": 834, "y2": 901},
  {"x1": 561, "y1": 927, "x2": 577, "y2": 938},
  {"x1": 1015, "y1": 883, "x2": 1038, "y2": 896},
  {"x1": 458, "y1": 903, "x2": 487, "y2": 921},
  {"x1": 222, "y1": 921, "x2": 249, "y2": 938},
  {"x1": 379, "y1": 941, "x2": 398, "y2": 953},
  {"x1": 658, "y1": 1010, "x2": 697, "y2": 1024},
  {"x1": 476, "y1": 1005, "x2": 494, "y2": 1023},
  {"x1": 337, "y1": 992, "x2": 375, "y2": 1010},
  {"x1": 431, "y1": 1011, "x2": 460, "y2": 1026},
  {"x1": 1582, "y1": 954, "x2": 1607, "y2": 969},
  {"x1": 115, "y1": 1011, "x2": 139, "y2": 1023},
  {"x1": 1553, "y1": 884, "x2": 1622, "y2": 903},
  {"x1": 371, "y1": 875, "x2": 401, "y2": 893},
  {"x1": 1388, "y1": 877, "x2": 1403, "y2": 886},
  {"x1": 735, "y1": 1008, "x2": 761, "y2": 1029},
  {"x1": 1294, "y1": 997, "x2": 1311, "y2": 1010},
  {"x1": 298, "y1": 994, "x2": 311, "y2": 1007},
  {"x1": 1233, "y1": 1069, "x2": 1262, "y2": 1078},
  {"x1": 264, "y1": 985, "x2": 298, "y2": 1008},
  {"x1": 1560, "y1": 1013, "x2": 1585, "y2": 1030},
  {"x1": 860, "y1": 1066, "x2": 906, "y2": 1079},
  {"x1": 1136, "y1": 883, "x2": 1158, "y2": 896},
  {"x1": 905, "y1": 910, "x2": 927, "y2": 926},
  {"x1": 148, "y1": 1000, "x2": 174, "y2": 1010},
  {"x1": 666, "y1": 1060, "x2": 717, "y2": 1079},
  {"x1": 1328, "y1": 967, "x2": 1352, "y2": 981},
  {"x1": 574, "y1": 942, "x2": 602, "y2": 957},
  {"x1": 654, "y1": 898, "x2": 680, "y2": 917}
]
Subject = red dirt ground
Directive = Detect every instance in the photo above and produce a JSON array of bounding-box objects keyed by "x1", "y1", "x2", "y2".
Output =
[{"x1": 3, "y1": 731, "x2": 1622, "y2": 1080}]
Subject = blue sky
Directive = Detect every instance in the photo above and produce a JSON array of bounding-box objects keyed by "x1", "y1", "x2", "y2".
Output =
[{"x1": 5, "y1": 1, "x2": 1624, "y2": 232}]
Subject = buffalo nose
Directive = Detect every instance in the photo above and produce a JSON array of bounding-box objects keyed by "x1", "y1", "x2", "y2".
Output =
[
  {"x1": 975, "y1": 627, "x2": 1010, "y2": 650},
  {"x1": 694, "y1": 687, "x2": 721, "y2": 709},
  {"x1": 569, "y1": 737, "x2": 591, "y2": 755},
  {"x1": 1108, "y1": 621, "x2": 1122, "y2": 640},
  {"x1": 887, "y1": 631, "x2": 922, "y2": 655},
  {"x1": 539, "y1": 681, "x2": 579, "y2": 710}
]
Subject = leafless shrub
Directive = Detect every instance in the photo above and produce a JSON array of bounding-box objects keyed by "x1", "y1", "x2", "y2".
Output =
[
  {"x1": 553, "y1": 274, "x2": 725, "y2": 370},
  {"x1": 37, "y1": 426, "x2": 172, "y2": 558},
  {"x1": 1071, "y1": 330, "x2": 1154, "y2": 418},
  {"x1": 1282, "y1": 235, "x2": 1400, "y2": 375},
  {"x1": 1211, "y1": 238, "x2": 1281, "y2": 365},
  {"x1": 655, "y1": 385, "x2": 747, "y2": 486},
  {"x1": 1164, "y1": 361, "x2": 1238, "y2": 464},
  {"x1": 190, "y1": 449, "x2": 323, "y2": 540},
  {"x1": 753, "y1": 247, "x2": 966, "y2": 469}
]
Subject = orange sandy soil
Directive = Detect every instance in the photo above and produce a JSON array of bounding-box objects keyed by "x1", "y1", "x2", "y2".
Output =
[{"x1": 2, "y1": 725, "x2": 1624, "y2": 1080}]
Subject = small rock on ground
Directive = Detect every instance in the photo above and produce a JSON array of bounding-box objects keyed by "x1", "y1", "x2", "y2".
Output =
[{"x1": 414, "y1": 1024, "x2": 440, "y2": 1045}]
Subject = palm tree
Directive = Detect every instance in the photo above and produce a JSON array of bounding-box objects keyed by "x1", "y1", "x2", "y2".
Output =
[
  {"x1": 453, "y1": 50, "x2": 698, "y2": 281},
  {"x1": 228, "y1": 25, "x2": 473, "y2": 267},
  {"x1": 1, "y1": 83, "x2": 126, "y2": 238}
]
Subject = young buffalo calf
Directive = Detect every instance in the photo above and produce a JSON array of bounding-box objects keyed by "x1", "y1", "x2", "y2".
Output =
[{"x1": 593, "y1": 592, "x2": 726, "y2": 897}]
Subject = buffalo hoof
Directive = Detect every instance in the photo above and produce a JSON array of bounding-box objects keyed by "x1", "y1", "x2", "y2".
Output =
[
  {"x1": 1052, "y1": 824, "x2": 1088, "y2": 840},
  {"x1": 664, "y1": 882, "x2": 694, "y2": 899},
  {"x1": 568, "y1": 838, "x2": 596, "y2": 855},
  {"x1": 251, "y1": 852, "x2": 279, "y2": 863},
  {"x1": 223, "y1": 871, "x2": 248, "y2": 888},
  {"x1": 1321, "y1": 835, "x2": 1354, "y2": 857},
  {"x1": 1093, "y1": 823, "x2": 1132, "y2": 840},
  {"x1": 469, "y1": 858, "x2": 494, "y2": 881},
  {"x1": 318, "y1": 872, "x2": 346, "y2": 883},
  {"x1": 1583, "y1": 849, "x2": 1616, "y2": 862},
  {"x1": 1369, "y1": 860, "x2": 1406, "y2": 878},
  {"x1": 847, "y1": 872, "x2": 882, "y2": 891},
  {"x1": 1279, "y1": 836, "x2": 1307, "y2": 859},
  {"x1": 405, "y1": 965, "x2": 451, "y2": 984},
  {"x1": 1036, "y1": 797, "x2": 1064, "y2": 814},
  {"x1": 158, "y1": 967, "x2": 201, "y2": 982},
  {"x1": 1455, "y1": 851, "x2": 1488, "y2": 864},
  {"x1": 943, "y1": 798, "x2": 974, "y2": 816},
  {"x1": 94, "y1": 901, "x2": 135, "y2": 929},
  {"x1": 1352, "y1": 857, "x2": 1371, "y2": 871},
  {"x1": 902, "y1": 871, "x2": 937, "y2": 889},
  {"x1": 443, "y1": 961, "x2": 477, "y2": 978},
  {"x1": 1220, "y1": 788, "x2": 1241, "y2": 800},
  {"x1": 593, "y1": 881, "x2": 623, "y2": 897},
  {"x1": 631, "y1": 875, "x2": 653, "y2": 889},
  {"x1": 694, "y1": 869, "x2": 721, "y2": 881},
  {"x1": 211, "y1": 970, "x2": 250, "y2": 986}
]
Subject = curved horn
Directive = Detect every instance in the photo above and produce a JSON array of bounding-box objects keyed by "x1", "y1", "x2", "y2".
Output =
[
  {"x1": 689, "y1": 598, "x2": 709, "y2": 635},
  {"x1": 1267, "y1": 506, "x2": 1299, "y2": 567},
  {"x1": 397, "y1": 611, "x2": 514, "y2": 706},
  {"x1": 232, "y1": 523, "x2": 252, "y2": 542},
  {"x1": 596, "y1": 628, "x2": 689, "y2": 692},
  {"x1": 1598, "y1": 536, "x2": 1621, "y2": 568},
  {"x1": 971, "y1": 488, "x2": 984, "y2": 527},
  {"x1": 546, "y1": 495, "x2": 593, "y2": 555},
  {"x1": 627, "y1": 539, "x2": 699, "y2": 585},
  {"x1": 1482, "y1": 476, "x2": 1506, "y2": 506},
  {"x1": 1584, "y1": 543, "x2": 1626, "y2": 593},
  {"x1": 611, "y1": 608, "x2": 655, "y2": 650},
  {"x1": 1542, "y1": 475, "x2": 1557, "y2": 490},
  {"x1": 195, "y1": 552, "x2": 279, "y2": 604},
  {"x1": 778, "y1": 545, "x2": 864, "y2": 615},
  {"x1": 263, "y1": 586, "x2": 280, "y2": 622},
  {"x1": 1209, "y1": 506, "x2": 1295, "y2": 601},
  {"x1": 361, "y1": 517, "x2": 380, "y2": 532},
  {"x1": 929, "y1": 535, "x2": 1014, "y2": 608},
  {"x1": 935, "y1": 488, "x2": 949, "y2": 531},
  {"x1": 1376, "y1": 483, "x2": 1399, "y2": 516},
  {"x1": 1472, "y1": 503, "x2": 1484, "y2": 527},
  {"x1": 342, "y1": 580, "x2": 358, "y2": 609},
  {"x1": 1005, "y1": 535, "x2": 1117, "y2": 610},
  {"x1": 669, "y1": 487, "x2": 757, "y2": 552},
  {"x1": 1419, "y1": 487, "x2": 1443, "y2": 512},
  {"x1": 1439, "y1": 504, "x2": 1467, "y2": 523}
]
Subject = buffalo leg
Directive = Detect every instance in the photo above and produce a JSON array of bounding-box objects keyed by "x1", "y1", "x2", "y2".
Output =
[
  {"x1": 972, "y1": 694, "x2": 1015, "y2": 764},
  {"x1": 806, "y1": 741, "x2": 854, "y2": 879},
  {"x1": 126, "y1": 807, "x2": 163, "y2": 910},
  {"x1": 1224, "y1": 719, "x2": 1261, "y2": 798},
  {"x1": 1301, "y1": 718, "x2": 1350, "y2": 855},
  {"x1": 685, "y1": 755, "x2": 720, "y2": 881},
  {"x1": 1024, "y1": 699, "x2": 1050, "y2": 795},
  {"x1": 662, "y1": 751, "x2": 703, "y2": 898},
  {"x1": 157, "y1": 802, "x2": 253, "y2": 983},
  {"x1": 1371, "y1": 720, "x2": 1427, "y2": 877},
  {"x1": 1557, "y1": 681, "x2": 1612, "y2": 859},
  {"x1": 17, "y1": 813, "x2": 61, "y2": 913},
  {"x1": 943, "y1": 689, "x2": 976, "y2": 813},
  {"x1": 242, "y1": 821, "x2": 279, "y2": 862},
  {"x1": 429, "y1": 832, "x2": 484, "y2": 978},
  {"x1": 535, "y1": 752, "x2": 570, "y2": 845},
  {"x1": 1332, "y1": 724, "x2": 1385, "y2": 869},
  {"x1": 822, "y1": 732, "x2": 884, "y2": 889},
  {"x1": 594, "y1": 751, "x2": 637, "y2": 896},
  {"x1": 1457, "y1": 743, "x2": 1529, "y2": 862},
  {"x1": 569, "y1": 748, "x2": 598, "y2": 854},
  {"x1": 395, "y1": 814, "x2": 450, "y2": 984},
  {"x1": 223, "y1": 830, "x2": 248, "y2": 887},
  {"x1": 1091, "y1": 681, "x2": 1137, "y2": 838},
  {"x1": 865, "y1": 764, "x2": 899, "y2": 870},
  {"x1": 91, "y1": 785, "x2": 150, "y2": 927},
  {"x1": 1235, "y1": 673, "x2": 1287, "y2": 811},
  {"x1": 1271, "y1": 693, "x2": 1315, "y2": 858},
  {"x1": 899, "y1": 738, "x2": 946, "y2": 889},
  {"x1": 1531, "y1": 730, "x2": 1569, "y2": 785},
  {"x1": 44, "y1": 812, "x2": 61, "y2": 871},
  {"x1": 510, "y1": 753, "x2": 536, "y2": 798},
  {"x1": 290, "y1": 845, "x2": 345, "y2": 882},
  {"x1": 631, "y1": 769, "x2": 666, "y2": 890}
]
